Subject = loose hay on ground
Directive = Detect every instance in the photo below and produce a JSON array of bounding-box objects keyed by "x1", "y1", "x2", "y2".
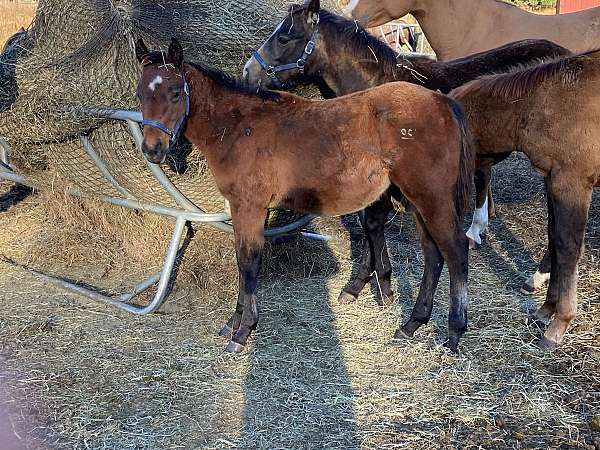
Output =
[{"x1": 0, "y1": 154, "x2": 599, "y2": 449}]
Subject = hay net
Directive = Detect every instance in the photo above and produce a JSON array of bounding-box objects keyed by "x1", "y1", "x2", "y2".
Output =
[{"x1": 0, "y1": 0, "x2": 341, "y2": 217}]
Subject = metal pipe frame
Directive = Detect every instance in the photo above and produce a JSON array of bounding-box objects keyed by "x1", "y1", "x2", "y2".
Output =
[
  {"x1": 4, "y1": 217, "x2": 190, "y2": 314},
  {"x1": 0, "y1": 106, "x2": 319, "y2": 315}
]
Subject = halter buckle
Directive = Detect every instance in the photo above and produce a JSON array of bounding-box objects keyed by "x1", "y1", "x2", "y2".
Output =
[
  {"x1": 305, "y1": 40, "x2": 315, "y2": 55},
  {"x1": 265, "y1": 66, "x2": 276, "y2": 77}
]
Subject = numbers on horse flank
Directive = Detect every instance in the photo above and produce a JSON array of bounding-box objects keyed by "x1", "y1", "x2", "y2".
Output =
[{"x1": 401, "y1": 128, "x2": 415, "y2": 140}]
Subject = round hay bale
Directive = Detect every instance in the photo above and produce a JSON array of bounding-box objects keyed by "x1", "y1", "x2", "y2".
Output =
[{"x1": 0, "y1": 0, "x2": 342, "y2": 222}]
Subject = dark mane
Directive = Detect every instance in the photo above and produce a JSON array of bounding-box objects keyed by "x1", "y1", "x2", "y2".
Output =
[
  {"x1": 451, "y1": 52, "x2": 590, "y2": 101},
  {"x1": 141, "y1": 50, "x2": 281, "y2": 102},
  {"x1": 318, "y1": 9, "x2": 403, "y2": 78}
]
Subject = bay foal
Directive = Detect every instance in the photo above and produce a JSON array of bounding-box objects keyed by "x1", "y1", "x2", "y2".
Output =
[
  {"x1": 451, "y1": 51, "x2": 600, "y2": 348},
  {"x1": 135, "y1": 38, "x2": 473, "y2": 353},
  {"x1": 243, "y1": 1, "x2": 571, "y2": 303}
]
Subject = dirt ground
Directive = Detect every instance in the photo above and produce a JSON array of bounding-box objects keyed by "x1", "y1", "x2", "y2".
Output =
[{"x1": 0, "y1": 154, "x2": 598, "y2": 450}]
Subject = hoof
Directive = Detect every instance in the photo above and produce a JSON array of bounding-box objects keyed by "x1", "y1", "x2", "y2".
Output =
[
  {"x1": 521, "y1": 271, "x2": 550, "y2": 295},
  {"x1": 520, "y1": 282, "x2": 535, "y2": 295},
  {"x1": 393, "y1": 326, "x2": 413, "y2": 340},
  {"x1": 443, "y1": 341, "x2": 460, "y2": 355},
  {"x1": 224, "y1": 340, "x2": 245, "y2": 354},
  {"x1": 526, "y1": 315, "x2": 547, "y2": 331},
  {"x1": 468, "y1": 238, "x2": 479, "y2": 250},
  {"x1": 536, "y1": 337, "x2": 557, "y2": 352},
  {"x1": 218, "y1": 324, "x2": 233, "y2": 338},
  {"x1": 338, "y1": 290, "x2": 358, "y2": 304},
  {"x1": 533, "y1": 309, "x2": 552, "y2": 326},
  {"x1": 378, "y1": 292, "x2": 395, "y2": 307}
]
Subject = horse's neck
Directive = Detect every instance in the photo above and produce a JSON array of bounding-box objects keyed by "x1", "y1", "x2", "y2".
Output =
[
  {"x1": 184, "y1": 75, "x2": 255, "y2": 161},
  {"x1": 415, "y1": 0, "x2": 518, "y2": 60},
  {"x1": 314, "y1": 32, "x2": 388, "y2": 96},
  {"x1": 314, "y1": 26, "x2": 441, "y2": 95}
]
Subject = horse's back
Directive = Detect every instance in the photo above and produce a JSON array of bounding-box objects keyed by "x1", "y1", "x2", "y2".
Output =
[{"x1": 512, "y1": 6, "x2": 600, "y2": 54}]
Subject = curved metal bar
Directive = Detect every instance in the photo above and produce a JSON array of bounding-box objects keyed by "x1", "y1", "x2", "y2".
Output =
[
  {"x1": 79, "y1": 134, "x2": 135, "y2": 200},
  {"x1": 73, "y1": 107, "x2": 143, "y2": 123},
  {"x1": 10, "y1": 216, "x2": 189, "y2": 315},
  {"x1": 0, "y1": 169, "x2": 233, "y2": 226},
  {"x1": 126, "y1": 119, "x2": 213, "y2": 215},
  {"x1": 0, "y1": 138, "x2": 8, "y2": 164}
]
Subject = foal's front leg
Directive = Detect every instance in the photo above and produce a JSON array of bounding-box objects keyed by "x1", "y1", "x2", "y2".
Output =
[{"x1": 220, "y1": 205, "x2": 267, "y2": 353}]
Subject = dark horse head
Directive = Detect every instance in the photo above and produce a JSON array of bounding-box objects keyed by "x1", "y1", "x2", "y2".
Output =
[
  {"x1": 135, "y1": 38, "x2": 189, "y2": 164},
  {"x1": 243, "y1": 0, "x2": 321, "y2": 91}
]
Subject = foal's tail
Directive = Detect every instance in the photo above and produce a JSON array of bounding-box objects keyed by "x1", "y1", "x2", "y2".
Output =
[{"x1": 446, "y1": 97, "x2": 475, "y2": 220}]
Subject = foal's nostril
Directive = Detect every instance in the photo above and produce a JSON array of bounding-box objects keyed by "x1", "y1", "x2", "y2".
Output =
[{"x1": 141, "y1": 142, "x2": 167, "y2": 164}]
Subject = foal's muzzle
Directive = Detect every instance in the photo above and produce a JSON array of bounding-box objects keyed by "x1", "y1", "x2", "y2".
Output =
[{"x1": 142, "y1": 141, "x2": 168, "y2": 165}]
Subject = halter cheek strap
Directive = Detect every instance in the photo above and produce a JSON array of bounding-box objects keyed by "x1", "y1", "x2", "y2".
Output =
[
  {"x1": 141, "y1": 74, "x2": 191, "y2": 144},
  {"x1": 252, "y1": 26, "x2": 319, "y2": 89}
]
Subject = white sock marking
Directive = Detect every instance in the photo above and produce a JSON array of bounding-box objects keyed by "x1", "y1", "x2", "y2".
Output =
[
  {"x1": 466, "y1": 197, "x2": 489, "y2": 245},
  {"x1": 526, "y1": 270, "x2": 551, "y2": 290}
]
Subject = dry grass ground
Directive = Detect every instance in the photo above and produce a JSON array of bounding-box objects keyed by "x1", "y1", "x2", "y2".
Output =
[
  {"x1": 0, "y1": 154, "x2": 599, "y2": 449},
  {"x1": 0, "y1": 1, "x2": 35, "y2": 45},
  {"x1": 1, "y1": 2, "x2": 599, "y2": 449}
]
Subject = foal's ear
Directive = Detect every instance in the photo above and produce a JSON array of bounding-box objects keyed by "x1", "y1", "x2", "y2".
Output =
[
  {"x1": 168, "y1": 38, "x2": 184, "y2": 69},
  {"x1": 305, "y1": 0, "x2": 320, "y2": 26},
  {"x1": 135, "y1": 38, "x2": 149, "y2": 64}
]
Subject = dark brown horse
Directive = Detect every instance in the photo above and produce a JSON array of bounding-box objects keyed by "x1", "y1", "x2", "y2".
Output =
[
  {"x1": 450, "y1": 49, "x2": 600, "y2": 348},
  {"x1": 243, "y1": 0, "x2": 571, "y2": 299},
  {"x1": 135, "y1": 37, "x2": 473, "y2": 353}
]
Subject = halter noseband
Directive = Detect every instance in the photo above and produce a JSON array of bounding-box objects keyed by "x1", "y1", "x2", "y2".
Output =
[
  {"x1": 141, "y1": 71, "x2": 191, "y2": 144},
  {"x1": 252, "y1": 25, "x2": 319, "y2": 89}
]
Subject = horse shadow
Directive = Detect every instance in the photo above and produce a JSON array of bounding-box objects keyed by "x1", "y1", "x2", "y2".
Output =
[
  {"x1": 240, "y1": 226, "x2": 361, "y2": 449},
  {"x1": 0, "y1": 184, "x2": 32, "y2": 213}
]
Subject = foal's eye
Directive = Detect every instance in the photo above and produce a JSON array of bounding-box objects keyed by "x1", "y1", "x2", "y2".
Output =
[
  {"x1": 277, "y1": 34, "x2": 293, "y2": 45},
  {"x1": 171, "y1": 90, "x2": 181, "y2": 102}
]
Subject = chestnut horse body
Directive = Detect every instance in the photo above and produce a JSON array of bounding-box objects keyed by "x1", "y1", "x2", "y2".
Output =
[
  {"x1": 243, "y1": 3, "x2": 571, "y2": 302},
  {"x1": 450, "y1": 49, "x2": 600, "y2": 347},
  {"x1": 135, "y1": 38, "x2": 473, "y2": 353},
  {"x1": 347, "y1": 0, "x2": 600, "y2": 61}
]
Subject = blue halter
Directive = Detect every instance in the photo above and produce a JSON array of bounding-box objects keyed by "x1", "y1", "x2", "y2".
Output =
[
  {"x1": 141, "y1": 74, "x2": 191, "y2": 144},
  {"x1": 252, "y1": 26, "x2": 319, "y2": 89}
]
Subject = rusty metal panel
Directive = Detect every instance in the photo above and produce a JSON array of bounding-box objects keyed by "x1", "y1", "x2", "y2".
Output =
[{"x1": 557, "y1": 0, "x2": 600, "y2": 13}]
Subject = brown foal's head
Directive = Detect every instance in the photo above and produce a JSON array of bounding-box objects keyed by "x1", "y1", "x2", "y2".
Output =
[{"x1": 135, "y1": 38, "x2": 189, "y2": 164}]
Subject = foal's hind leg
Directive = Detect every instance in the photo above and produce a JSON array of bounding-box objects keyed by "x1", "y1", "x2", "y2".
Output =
[
  {"x1": 338, "y1": 195, "x2": 394, "y2": 306},
  {"x1": 522, "y1": 249, "x2": 552, "y2": 295},
  {"x1": 523, "y1": 180, "x2": 554, "y2": 296},
  {"x1": 467, "y1": 165, "x2": 492, "y2": 248},
  {"x1": 416, "y1": 202, "x2": 469, "y2": 353},
  {"x1": 395, "y1": 212, "x2": 444, "y2": 339},
  {"x1": 220, "y1": 205, "x2": 267, "y2": 353},
  {"x1": 538, "y1": 178, "x2": 591, "y2": 349}
]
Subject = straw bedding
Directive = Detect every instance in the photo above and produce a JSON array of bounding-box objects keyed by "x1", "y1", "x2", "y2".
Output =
[
  {"x1": 0, "y1": 153, "x2": 598, "y2": 449},
  {"x1": 0, "y1": 1, "x2": 598, "y2": 449}
]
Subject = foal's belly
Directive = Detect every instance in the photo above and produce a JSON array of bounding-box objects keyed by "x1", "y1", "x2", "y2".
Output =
[{"x1": 277, "y1": 163, "x2": 391, "y2": 216}]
